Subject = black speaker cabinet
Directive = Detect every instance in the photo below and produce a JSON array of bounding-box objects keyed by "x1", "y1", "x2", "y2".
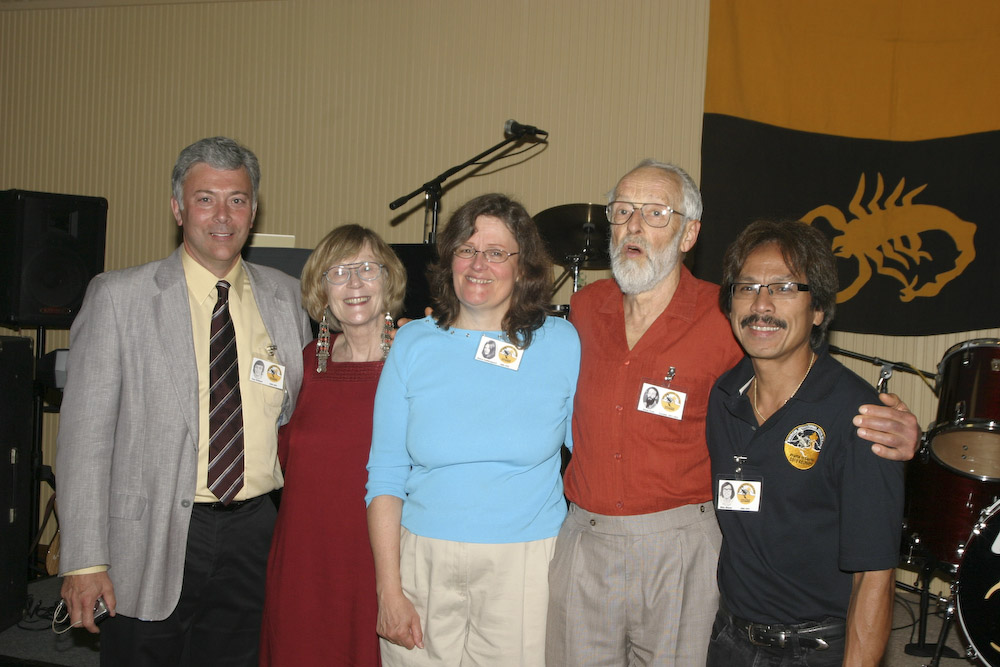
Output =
[
  {"x1": 0, "y1": 190, "x2": 108, "y2": 329},
  {"x1": 389, "y1": 243, "x2": 436, "y2": 321},
  {"x1": 0, "y1": 336, "x2": 33, "y2": 632}
]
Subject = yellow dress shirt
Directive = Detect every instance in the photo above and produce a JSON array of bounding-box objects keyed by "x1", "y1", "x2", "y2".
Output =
[{"x1": 182, "y1": 248, "x2": 285, "y2": 503}]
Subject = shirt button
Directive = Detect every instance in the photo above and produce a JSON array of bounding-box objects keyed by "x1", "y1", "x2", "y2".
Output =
[
  {"x1": 181, "y1": 499, "x2": 191, "y2": 508},
  {"x1": 615, "y1": 405, "x2": 623, "y2": 412},
  {"x1": 624, "y1": 359, "x2": 631, "y2": 366},
  {"x1": 616, "y1": 501, "x2": 624, "y2": 509},
  {"x1": 614, "y1": 453, "x2": 622, "y2": 460}
]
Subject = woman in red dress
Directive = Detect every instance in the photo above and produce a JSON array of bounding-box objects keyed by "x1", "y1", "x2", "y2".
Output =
[{"x1": 260, "y1": 225, "x2": 406, "y2": 666}]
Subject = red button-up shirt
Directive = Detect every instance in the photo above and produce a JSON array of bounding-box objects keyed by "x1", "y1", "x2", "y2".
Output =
[{"x1": 564, "y1": 268, "x2": 744, "y2": 515}]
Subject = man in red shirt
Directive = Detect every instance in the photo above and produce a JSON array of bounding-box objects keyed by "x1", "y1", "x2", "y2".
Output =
[{"x1": 544, "y1": 160, "x2": 919, "y2": 666}]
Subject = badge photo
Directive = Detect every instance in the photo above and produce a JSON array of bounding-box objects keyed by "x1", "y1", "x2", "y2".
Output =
[
  {"x1": 717, "y1": 476, "x2": 762, "y2": 512},
  {"x1": 250, "y1": 355, "x2": 285, "y2": 390},
  {"x1": 475, "y1": 334, "x2": 523, "y2": 371},
  {"x1": 636, "y1": 381, "x2": 686, "y2": 420}
]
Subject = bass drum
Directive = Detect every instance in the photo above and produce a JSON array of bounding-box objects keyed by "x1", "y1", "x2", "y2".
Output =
[
  {"x1": 929, "y1": 339, "x2": 1000, "y2": 481},
  {"x1": 956, "y1": 499, "x2": 1000, "y2": 667},
  {"x1": 905, "y1": 456, "x2": 1000, "y2": 569}
]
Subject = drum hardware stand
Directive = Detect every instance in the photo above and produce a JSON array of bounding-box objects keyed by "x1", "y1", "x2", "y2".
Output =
[
  {"x1": 923, "y1": 593, "x2": 962, "y2": 667},
  {"x1": 877, "y1": 363, "x2": 893, "y2": 393},
  {"x1": 902, "y1": 555, "x2": 962, "y2": 663},
  {"x1": 552, "y1": 254, "x2": 586, "y2": 294}
]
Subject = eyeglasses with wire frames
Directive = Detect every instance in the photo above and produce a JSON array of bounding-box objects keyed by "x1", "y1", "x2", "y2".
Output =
[
  {"x1": 322, "y1": 261, "x2": 385, "y2": 286},
  {"x1": 606, "y1": 201, "x2": 687, "y2": 228},
  {"x1": 453, "y1": 246, "x2": 520, "y2": 264},
  {"x1": 730, "y1": 282, "x2": 811, "y2": 300}
]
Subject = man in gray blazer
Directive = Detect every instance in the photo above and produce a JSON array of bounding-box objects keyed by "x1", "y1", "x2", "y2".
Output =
[{"x1": 56, "y1": 137, "x2": 311, "y2": 666}]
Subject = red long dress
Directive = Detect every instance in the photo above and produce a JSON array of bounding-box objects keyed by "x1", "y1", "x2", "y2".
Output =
[{"x1": 260, "y1": 338, "x2": 382, "y2": 666}]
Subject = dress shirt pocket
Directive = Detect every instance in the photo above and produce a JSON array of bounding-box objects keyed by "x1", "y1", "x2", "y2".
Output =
[
  {"x1": 109, "y1": 493, "x2": 147, "y2": 520},
  {"x1": 253, "y1": 344, "x2": 287, "y2": 409},
  {"x1": 261, "y1": 383, "x2": 285, "y2": 408}
]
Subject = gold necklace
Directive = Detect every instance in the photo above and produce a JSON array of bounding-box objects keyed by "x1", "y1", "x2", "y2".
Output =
[{"x1": 751, "y1": 353, "x2": 816, "y2": 422}]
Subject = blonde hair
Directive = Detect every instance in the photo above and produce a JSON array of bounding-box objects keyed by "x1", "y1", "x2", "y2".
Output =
[{"x1": 300, "y1": 225, "x2": 406, "y2": 328}]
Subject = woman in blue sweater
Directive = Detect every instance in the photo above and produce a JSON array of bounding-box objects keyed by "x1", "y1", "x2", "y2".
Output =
[{"x1": 366, "y1": 193, "x2": 580, "y2": 666}]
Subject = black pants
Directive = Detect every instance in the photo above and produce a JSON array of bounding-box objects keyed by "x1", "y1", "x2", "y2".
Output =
[
  {"x1": 100, "y1": 496, "x2": 277, "y2": 667},
  {"x1": 706, "y1": 608, "x2": 845, "y2": 667}
]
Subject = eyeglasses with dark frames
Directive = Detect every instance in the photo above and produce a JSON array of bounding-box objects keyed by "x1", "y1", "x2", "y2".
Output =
[{"x1": 729, "y1": 282, "x2": 810, "y2": 300}]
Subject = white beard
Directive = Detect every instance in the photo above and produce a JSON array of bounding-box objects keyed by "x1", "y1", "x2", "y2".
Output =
[{"x1": 609, "y1": 233, "x2": 682, "y2": 295}]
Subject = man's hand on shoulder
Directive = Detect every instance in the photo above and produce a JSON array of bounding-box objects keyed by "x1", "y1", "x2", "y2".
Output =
[
  {"x1": 854, "y1": 393, "x2": 921, "y2": 461},
  {"x1": 390, "y1": 307, "x2": 432, "y2": 342}
]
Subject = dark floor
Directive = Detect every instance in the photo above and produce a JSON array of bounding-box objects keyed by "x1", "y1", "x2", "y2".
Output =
[
  {"x1": 0, "y1": 573, "x2": 983, "y2": 667},
  {"x1": 0, "y1": 576, "x2": 99, "y2": 667}
]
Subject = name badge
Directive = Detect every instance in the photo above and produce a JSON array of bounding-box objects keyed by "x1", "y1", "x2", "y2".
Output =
[
  {"x1": 716, "y1": 477, "x2": 762, "y2": 512},
  {"x1": 475, "y1": 335, "x2": 523, "y2": 371},
  {"x1": 636, "y1": 381, "x2": 686, "y2": 420},
  {"x1": 250, "y1": 356, "x2": 285, "y2": 390}
]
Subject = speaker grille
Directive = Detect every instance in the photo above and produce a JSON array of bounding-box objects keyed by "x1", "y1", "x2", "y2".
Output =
[{"x1": 0, "y1": 190, "x2": 108, "y2": 328}]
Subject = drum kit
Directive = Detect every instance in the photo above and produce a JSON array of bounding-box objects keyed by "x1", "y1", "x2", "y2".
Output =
[{"x1": 901, "y1": 339, "x2": 1000, "y2": 667}]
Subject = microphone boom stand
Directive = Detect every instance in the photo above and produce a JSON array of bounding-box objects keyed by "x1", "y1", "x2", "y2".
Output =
[
  {"x1": 827, "y1": 345, "x2": 937, "y2": 394},
  {"x1": 389, "y1": 133, "x2": 531, "y2": 245}
]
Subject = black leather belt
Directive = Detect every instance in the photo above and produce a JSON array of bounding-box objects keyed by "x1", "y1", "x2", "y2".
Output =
[
  {"x1": 194, "y1": 496, "x2": 260, "y2": 512},
  {"x1": 724, "y1": 609, "x2": 845, "y2": 651}
]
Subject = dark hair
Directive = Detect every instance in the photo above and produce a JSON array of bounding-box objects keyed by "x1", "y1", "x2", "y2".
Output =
[
  {"x1": 719, "y1": 219, "x2": 837, "y2": 348},
  {"x1": 171, "y1": 137, "x2": 261, "y2": 207},
  {"x1": 429, "y1": 193, "x2": 552, "y2": 348},
  {"x1": 300, "y1": 224, "x2": 407, "y2": 326}
]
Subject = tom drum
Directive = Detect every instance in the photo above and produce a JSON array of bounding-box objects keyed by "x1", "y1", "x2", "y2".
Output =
[{"x1": 929, "y1": 339, "x2": 1000, "y2": 481}]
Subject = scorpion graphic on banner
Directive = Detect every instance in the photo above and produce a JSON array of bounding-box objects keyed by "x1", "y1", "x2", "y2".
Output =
[{"x1": 802, "y1": 173, "x2": 977, "y2": 303}]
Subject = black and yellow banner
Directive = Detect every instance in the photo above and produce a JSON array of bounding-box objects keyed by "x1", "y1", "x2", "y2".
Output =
[{"x1": 695, "y1": 1, "x2": 1000, "y2": 335}]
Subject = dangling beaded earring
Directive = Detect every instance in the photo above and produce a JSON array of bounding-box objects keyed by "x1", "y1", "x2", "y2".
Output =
[
  {"x1": 380, "y1": 312, "x2": 394, "y2": 360},
  {"x1": 316, "y1": 307, "x2": 331, "y2": 373}
]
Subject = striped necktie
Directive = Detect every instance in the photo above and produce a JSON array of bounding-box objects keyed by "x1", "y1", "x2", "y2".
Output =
[{"x1": 207, "y1": 280, "x2": 244, "y2": 504}]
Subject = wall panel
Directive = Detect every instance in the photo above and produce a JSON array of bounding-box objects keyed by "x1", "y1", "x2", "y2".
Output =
[
  {"x1": 1, "y1": 0, "x2": 712, "y2": 535},
  {"x1": 4, "y1": 0, "x2": 994, "y2": 546}
]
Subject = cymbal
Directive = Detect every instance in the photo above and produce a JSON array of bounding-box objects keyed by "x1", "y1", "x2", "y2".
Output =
[{"x1": 534, "y1": 203, "x2": 610, "y2": 270}]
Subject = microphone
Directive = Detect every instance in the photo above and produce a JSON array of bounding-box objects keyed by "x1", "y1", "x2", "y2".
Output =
[{"x1": 504, "y1": 119, "x2": 548, "y2": 138}]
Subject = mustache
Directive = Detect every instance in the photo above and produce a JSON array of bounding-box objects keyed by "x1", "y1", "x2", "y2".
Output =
[
  {"x1": 610, "y1": 234, "x2": 649, "y2": 257},
  {"x1": 739, "y1": 314, "x2": 788, "y2": 330}
]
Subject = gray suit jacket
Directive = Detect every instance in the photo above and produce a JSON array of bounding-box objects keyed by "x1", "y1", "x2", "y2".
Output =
[{"x1": 56, "y1": 247, "x2": 312, "y2": 620}]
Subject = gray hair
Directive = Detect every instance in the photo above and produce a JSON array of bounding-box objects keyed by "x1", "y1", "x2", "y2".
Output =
[
  {"x1": 171, "y1": 136, "x2": 261, "y2": 209},
  {"x1": 609, "y1": 159, "x2": 703, "y2": 222}
]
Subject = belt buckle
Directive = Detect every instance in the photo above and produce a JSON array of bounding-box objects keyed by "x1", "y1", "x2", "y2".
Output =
[{"x1": 748, "y1": 624, "x2": 786, "y2": 648}]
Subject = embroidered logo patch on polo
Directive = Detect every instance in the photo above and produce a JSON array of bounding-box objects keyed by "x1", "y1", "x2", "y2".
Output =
[{"x1": 784, "y1": 423, "x2": 825, "y2": 470}]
